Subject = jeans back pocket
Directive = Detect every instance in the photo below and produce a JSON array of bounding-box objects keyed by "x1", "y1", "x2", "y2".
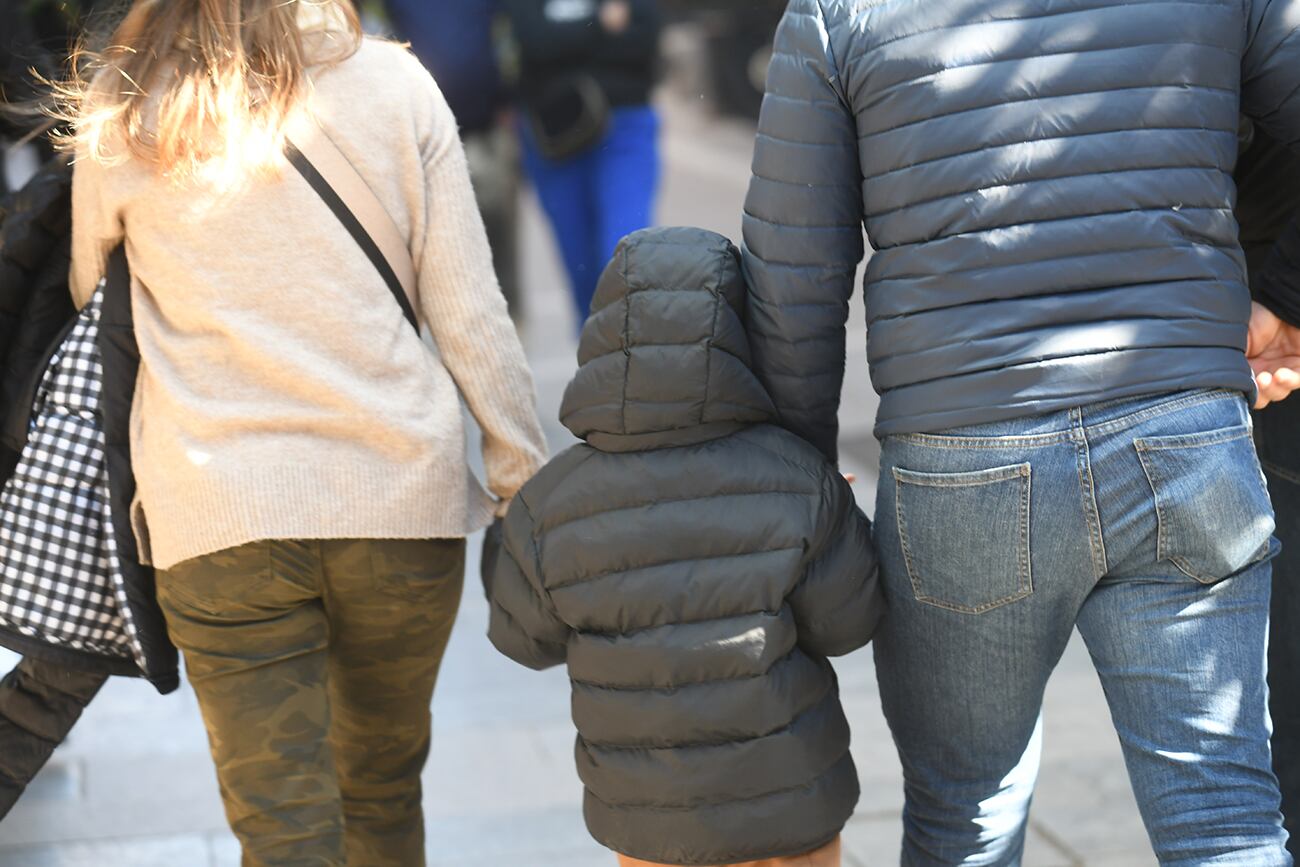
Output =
[
  {"x1": 893, "y1": 463, "x2": 1033, "y2": 614},
  {"x1": 1135, "y1": 425, "x2": 1275, "y2": 584}
]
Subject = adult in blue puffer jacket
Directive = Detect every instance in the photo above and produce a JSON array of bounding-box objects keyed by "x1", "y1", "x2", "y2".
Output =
[{"x1": 742, "y1": 0, "x2": 1300, "y2": 863}]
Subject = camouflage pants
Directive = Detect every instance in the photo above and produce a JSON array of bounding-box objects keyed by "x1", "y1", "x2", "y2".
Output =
[{"x1": 156, "y1": 539, "x2": 465, "y2": 867}]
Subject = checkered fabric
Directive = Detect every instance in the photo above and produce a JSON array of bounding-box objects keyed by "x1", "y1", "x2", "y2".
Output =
[{"x1": 0, "y1": 285, "x2": 142, "y2": 665}]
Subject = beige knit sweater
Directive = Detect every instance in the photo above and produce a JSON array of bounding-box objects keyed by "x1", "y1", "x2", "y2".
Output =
[{"x1": 70, "y1": 38, "x2": 547, "y2": 570}]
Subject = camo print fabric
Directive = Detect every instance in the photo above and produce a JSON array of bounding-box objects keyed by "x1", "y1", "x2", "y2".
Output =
[{"x1": 156, "y1": 537, "x2": 465, "y2": 867}]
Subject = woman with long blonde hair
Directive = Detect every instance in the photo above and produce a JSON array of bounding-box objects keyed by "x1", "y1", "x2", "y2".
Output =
[{"x1": 60, "y1": 1, "x2": 546, "y2": 863}]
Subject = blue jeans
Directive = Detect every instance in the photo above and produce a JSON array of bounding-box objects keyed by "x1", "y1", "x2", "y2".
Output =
[
  {"x1": 873, "y1": 389, "x2": 1290, "y2": 865},
  {"x1": 1256, "y1": 397, "x2": 1300, "y2": 858},
  {"x1": 520, "y1": 105, "x2": 660, "y2": 323}
]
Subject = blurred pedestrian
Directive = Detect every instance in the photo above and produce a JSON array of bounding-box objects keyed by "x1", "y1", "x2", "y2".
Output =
[
  {"x1": 55, "y1": 1, "x2": 546, "y2": 863},
  {"x1": 1239, "y1": 118, "x2": 1300, "y2": 858},
  {"x1": 743, "y1": 0, "x2": 1300, "y2": 862},
  {"x1": 484, "y1": 227, "x2": 883, "y2": 867},
  {"x1": 501, "y1": 0, "x2": 661, "y2": 325},
  {"x1": 383, "y1": 0, "x2": 524, "y2": 316}
]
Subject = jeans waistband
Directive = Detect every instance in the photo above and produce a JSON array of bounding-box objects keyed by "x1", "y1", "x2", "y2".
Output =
[{"x1": 895, "y1": 388, "x2": 1244, "y2": 444}]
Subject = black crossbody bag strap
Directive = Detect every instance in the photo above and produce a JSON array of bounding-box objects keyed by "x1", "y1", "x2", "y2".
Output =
[{"x1": 284, "y1": 119, "x2": 421, "y2": 333}]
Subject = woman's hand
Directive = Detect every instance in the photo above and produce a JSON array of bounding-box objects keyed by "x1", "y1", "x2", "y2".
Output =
[
  {"x1": 599, "y1": 0, "x2": 632, "y2": 33},
  {"x1": 1247, "y1": 301, "x2": 1300, "y2": 409}
]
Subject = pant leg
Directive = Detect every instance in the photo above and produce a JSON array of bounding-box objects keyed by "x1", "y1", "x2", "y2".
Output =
[
  {"x1": 1080, "y1": 393, "x2": 1289, "y2": 865},
  {"x1": 320, "y1": 539, "x2": 465, "y2": 867},
  {"x1": 1076, "y1": 561, "x2": 1288, "y2": 865},
  {"x1": 464, "y1": 127, "x2": 522, "y2": 317},
  {"x1": 519, "y1": 124, "x2": 600, "y2": 323},
  {"x1": 0, "y1": 657, "x2": 107, "y2": 819},
  {"x1": 593, "y1": 106, "x2": 661, "y2": 268},
  {"x1": 872, "y1": 427, "x2": 1096, "y2": 866},
  {"x1": 156, "y1": 541, "x2": 342, "y2": 867},
  {"x1": 1257, "y1": 399, "x2": 1300, "y2": 857}
]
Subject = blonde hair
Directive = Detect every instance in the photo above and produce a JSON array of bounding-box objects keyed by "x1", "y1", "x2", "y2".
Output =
[{"x1": 49, "y1": 0, "x2": 362, "y2": 185}]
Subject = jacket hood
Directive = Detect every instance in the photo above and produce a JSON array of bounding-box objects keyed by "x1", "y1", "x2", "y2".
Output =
[{"x1": 560, "y1": 227, "x2": 775, "y2": 451}]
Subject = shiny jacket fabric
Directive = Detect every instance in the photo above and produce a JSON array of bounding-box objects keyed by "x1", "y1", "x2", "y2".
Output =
[
  {"x1": 0, "y1": 161, "x2": 178, "y2": 693},
  {"x1": 485, "y1": 227, "x2": 883, "y2": 865},
  {"x1": 743, "y1": 0, "x2": 1300, "y2": 455}
]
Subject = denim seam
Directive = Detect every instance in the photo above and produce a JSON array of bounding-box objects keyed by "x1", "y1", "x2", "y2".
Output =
[
  {"x1": 1081, "y1": 390, "x2": 1240, "y2": 438},
  {"x1": 1072, "y1": 424, "x2": 1109, "y2": 580},
  {"x1": 892, "y1": 431, "x2": 1073, "y2": 449},
  {"x1": 893, "y1": 466, "x2": 1034, "y2": 614},
  {"x1": 892, "y1": 463, "x2": 1028, "y2": 487},
  {"x1": 1134, "y1": 437, "x2": 1271, "y2": 584},
  {"x1": 1133, "y1": 428, "x2": 1250, "y2": 451}
]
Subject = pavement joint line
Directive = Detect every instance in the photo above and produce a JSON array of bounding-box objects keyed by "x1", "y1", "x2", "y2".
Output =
[{"x1": 1030, "y1": 818, "x2": 1087, "y2": 866}]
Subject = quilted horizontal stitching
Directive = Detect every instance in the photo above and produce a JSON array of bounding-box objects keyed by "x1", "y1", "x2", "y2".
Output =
[
  {"x1": 746, "y1": 173, "x2": 860, "y2": 191},
  {"x1": 880, "y1": 342, "x2": 1233, "y2": 391},
  {"x1": 578, "y1": 341, "x2": 749, "y2": 367},
  {"x1": 867, "y1": 40, "x2": 1239, "y2": 103},
  {"x1": 570, "y1": 648, "x2": 796, "y2": 691},
  {"x1": 868, "y1": 164, "x2": 1228, "y2": 221},
  {"x1": 873, "y1": 314, "x2": 1247, "y2": 361},
  {"x1": 579, "y1": 677, "x2": 833, "y2": 757},
  {"x1": 867, "y1": 243, "x2": 1235, "y2": 291},
  {"x1": 543, "y1": 491, "x2": 812, "y2": 540},
  {"x1": 583, "y1": 607, "x2": 783, "y2": 639},
  {"x1": 914, "y1": 204, "x2": 1231, "y2": 245},
  {"x1": 741, "y1": 211, "x2": 862, "y2": 232},
  {"x1": 858, "y1": 83, "x2": 1236, "y2": 142},
  {"x1": 864, "y1": 126, "x2": 1237, "y2": 183},
  {"x1": 549, "y1": 544, "x2": 805, "y2": 592},
  {"x1": 849, "y1": 0, "x2": 1235, "y2": 58}
]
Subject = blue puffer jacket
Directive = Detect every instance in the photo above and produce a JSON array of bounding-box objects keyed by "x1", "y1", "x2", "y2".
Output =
[{"x1": 742, "y1": 0, "x2": 1300, "y2": 455}]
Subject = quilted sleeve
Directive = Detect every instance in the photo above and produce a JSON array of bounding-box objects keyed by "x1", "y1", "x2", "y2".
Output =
[
  {"x1": 1243, "y1": 0, "x2": 1300, "y2": 150},
  {"x1": 483, "y1": 493, "x2": 570, "y2": 671},
  {"x1": 741, "y1": 0, "x2": 865, "y2": 464},
  {"x1": 788, "y1": 465, "x2": 884, "y2": 658}
]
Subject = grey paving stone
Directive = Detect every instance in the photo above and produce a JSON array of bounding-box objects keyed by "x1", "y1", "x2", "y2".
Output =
[{"x1": 0, "y1": 834, "x2": 216, "y2": 867}]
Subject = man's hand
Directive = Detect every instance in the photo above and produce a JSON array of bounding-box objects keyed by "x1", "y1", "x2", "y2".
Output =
[
  {"x1": 599, "y1": 0, "x2": 631, "y2": 33},
  {"x1": 1247, "y1": 301, "x2": 1300, "y2": 409}
]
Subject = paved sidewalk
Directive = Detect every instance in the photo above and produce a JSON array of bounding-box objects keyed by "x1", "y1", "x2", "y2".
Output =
[{"x1": 0, "y1": 94, "x2": 1155, "y2": 866}]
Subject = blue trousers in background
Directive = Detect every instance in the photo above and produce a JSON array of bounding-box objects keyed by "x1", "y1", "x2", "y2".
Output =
[
  {"x1": 1257, "y1": 397, "x2": 1300, "y2": 859},
  {"x1": 873, "y1": 389, "x2": 1290, "y2": 865},
  {"x1": 521, "y1": 106, "x2": 660, "y2": 323}
]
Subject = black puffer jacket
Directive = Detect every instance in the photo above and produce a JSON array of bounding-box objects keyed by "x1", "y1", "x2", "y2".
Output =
[
  {"x1": 0, "y1": 158, "x2": 75, "y2": 480},
  {"x1": 485, "y1": 227, "x2": 883, "y2": 865},
  {"x1": 0, "y1": 160, "x2": 178, "y2": 693},
  {"x1": 501, "y1": 0, "x2": 661, "y2": 111},
  {"x1": 744, "y1": 0, "x2": 1300, "y2": 454}
]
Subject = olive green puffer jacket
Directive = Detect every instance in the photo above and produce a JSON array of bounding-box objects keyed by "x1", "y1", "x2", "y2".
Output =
[{"x1": 485, "y1": 226, "x2": 884, "y2": 865}]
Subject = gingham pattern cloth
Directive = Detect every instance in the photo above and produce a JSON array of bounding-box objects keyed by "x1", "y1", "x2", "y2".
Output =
[{"x1": 0, "y1": 285, "x2": 141, "y2": 663}]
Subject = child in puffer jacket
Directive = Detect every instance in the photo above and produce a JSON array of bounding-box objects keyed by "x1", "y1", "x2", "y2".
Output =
[{"x1": 482, "y1": 227, "x2": 885, "y2": 867}]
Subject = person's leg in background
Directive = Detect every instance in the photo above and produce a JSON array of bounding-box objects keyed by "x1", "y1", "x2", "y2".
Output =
[
  {"x1": 156, "y1": 541, "x2": 345, "y2": 867},
  {"x1": 519, "y1": 126, "x2": 601, "y2": 324},
  {"x1": 593, "y1": 106, "x2": 661, "y2": 280},
  {"x1": 464, "y1": 126, "x2": 523, "y2": 318},
  {"x1": 322, "y1": 539, "x2": 465, "y2": 867},
  {"x1": 0, "y1": 656, "x2": 108, "y2": 819},
  {"x1": 1257, "y1": 397, "x2": 1300, "y2": 857},
  {"x1": 1079, "y1": 392, "x2": 1289, "y2": 864},
  {"x1": 872, "y1": 414, "x2": 1098, "y2": 866}
]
